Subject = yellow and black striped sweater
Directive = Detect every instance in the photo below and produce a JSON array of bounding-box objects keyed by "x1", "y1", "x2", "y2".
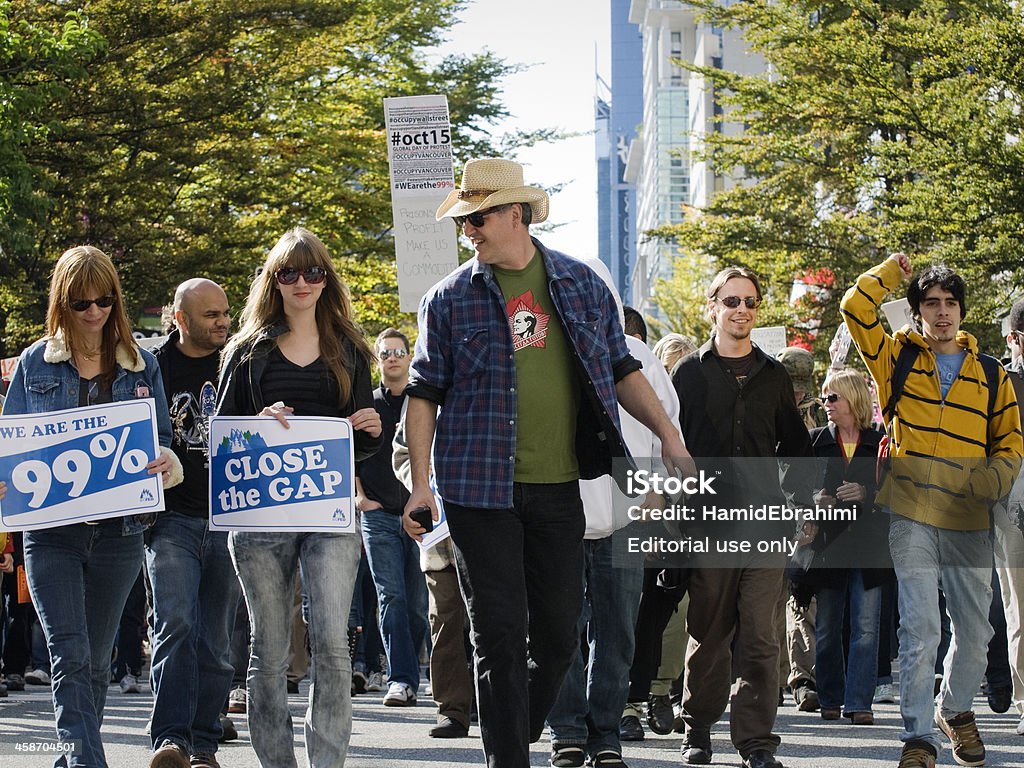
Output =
[{"x1": 840, "y1": 258, "x2": 1023, "y2": 530}]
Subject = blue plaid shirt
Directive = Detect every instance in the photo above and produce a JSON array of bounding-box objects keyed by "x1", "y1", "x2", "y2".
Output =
[{"x1": 407, "y1": 238, "x2": 641, "y2": 509}]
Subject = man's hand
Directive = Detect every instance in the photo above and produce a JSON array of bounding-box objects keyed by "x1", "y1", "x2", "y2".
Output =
[
  {"x1": 402, "y1": 487, "x2": 438, "y2": 543},
  {"x1": 661, "y1": 432, "x2": 697, "y2": 482},
  {"x1": 889, "y1": 252, "x2": 913, "y2": 280}
]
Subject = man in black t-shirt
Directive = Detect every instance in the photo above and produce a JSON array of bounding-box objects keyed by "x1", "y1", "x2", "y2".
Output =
[{"x1": 148, "y1": 279, "x2": 237, "y2": 768}]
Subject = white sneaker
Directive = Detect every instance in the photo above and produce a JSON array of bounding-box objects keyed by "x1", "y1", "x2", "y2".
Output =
[
  {"x1": 25, "y1": 668, "x2": 51, "y2": 686},
  {"x1": 366, "y1": 671, "x2": 385, "y2": 692},
  {"x1": 382, "y1": 681, "x2": 416, "y2": 707},
  {"x1": 1016, "y1": 714, "x2": 1024, "y2": 737},
  {"x1": 873, "y1": 683, "x2": 896, "y2": 703},
  {"x1": 119, "y1": 673, "x2": 142, "y2": 694}
]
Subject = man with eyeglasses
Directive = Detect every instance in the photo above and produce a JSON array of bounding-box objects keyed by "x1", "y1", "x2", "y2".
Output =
[
  {"x1": 670, "y1": 267, "x2": 813, "y2": 768},
  {"x1": 354, "y1": 328, "x2": 429, "y2": 709},
  {"x1": 841, "y1": 254, "x2": 1022, "y2": 768},
  {"x1": 148, "y1": 279, "x2": 238, "y2": 768},
  {"x1": 403, "y1": 157, "x2": 693, "y2": 768}
]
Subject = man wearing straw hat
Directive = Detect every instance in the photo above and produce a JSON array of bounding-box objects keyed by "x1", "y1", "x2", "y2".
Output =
[{"x1": 402, "y1": 157, "x2": 693, "y2": 768}]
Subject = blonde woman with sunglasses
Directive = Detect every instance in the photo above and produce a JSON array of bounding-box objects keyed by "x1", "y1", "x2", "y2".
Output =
[
  {"x1": 216, "y1": 227, "x2": 382, "y2": 768},
  {"x1": 0, "y1": 246, "x2": 180, "y2": 768}
]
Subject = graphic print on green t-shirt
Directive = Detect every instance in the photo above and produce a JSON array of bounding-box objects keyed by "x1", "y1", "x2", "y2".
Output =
[{"x1": 492, "y1": 252, "x2": 580, "y2": 483}]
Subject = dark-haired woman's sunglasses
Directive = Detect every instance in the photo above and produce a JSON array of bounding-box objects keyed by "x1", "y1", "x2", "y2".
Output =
[
  {"x1": 275, "y1": 266, "x2": 327, "y2": 285},
  {"x1": 69, "y1": 296, "x2": 116, "y2": 312}
]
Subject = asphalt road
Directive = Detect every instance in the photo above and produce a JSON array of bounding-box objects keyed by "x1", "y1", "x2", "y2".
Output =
[{"x1": 1, "y1": 680, "x2": 1021, "y2": 767}]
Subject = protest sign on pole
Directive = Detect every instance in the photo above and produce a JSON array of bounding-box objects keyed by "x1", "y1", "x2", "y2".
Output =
[
  {"x1": 384, "y1": 94, "x2": 460, "y2": 312},
  {"x1": 0, "y1": 401, "x2": 163, "y2": 531},
  {"x1": 208, "y1": 416, "x2": 356, "y2": 532},
  {"x1": 882, "y1": 297, "x2": 914, "y2": 334},
  {"x1": 750, "y1": 326, "x2": 788, "y2": 359}
]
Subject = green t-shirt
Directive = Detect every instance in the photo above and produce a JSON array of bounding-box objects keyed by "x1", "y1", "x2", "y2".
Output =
[{"x1": 492, "y1": 251, "x2": 580, "y2": 483}]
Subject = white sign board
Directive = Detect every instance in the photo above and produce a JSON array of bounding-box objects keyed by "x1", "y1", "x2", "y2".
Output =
[
  {"x1": 750, "y1": 326, "x2": 788, "y2": 359},
  {"x1": 881, "y1": 298, "x2": 914, "y2": 334},
  {"x1": 384, "y1": 94, "x2": 460, "y2": 312}
]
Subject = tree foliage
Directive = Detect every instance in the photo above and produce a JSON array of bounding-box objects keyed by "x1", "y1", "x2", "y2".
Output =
[
  {"x1": 0, "y1": 0, "x2": 516, "y2": 354},
  {"x1": 656, "y1": 0, "x2": 1024, "y2": 358}
]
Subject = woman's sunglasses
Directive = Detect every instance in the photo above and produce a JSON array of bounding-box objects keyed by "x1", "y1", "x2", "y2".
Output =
[
  {"x1": 823, "y1": 393, "x2": 841, "y2": 403},
  {"x1": 70, "y1": 296, "x2": 116, "y2": 312},
  {"x1": 275, "y1": 266, "x2": 327, "y2": 285},
  {"x1": 453, "y1": 204, "x2": 511, "y2": 229},
  {"x1": 715, "y1": 295, "x2": 762, "y2": 309}
]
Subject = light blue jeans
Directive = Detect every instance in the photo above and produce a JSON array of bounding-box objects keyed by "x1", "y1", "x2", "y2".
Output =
[
  {"x1": 888, "y1": 515, "x2": 993, "y2": 752},
  {"x1": 147, "y1": 512, "x2": 240, "y2": 754},
  {"x1": 229, "y1": 530, "x2": 361, "y2": 768},
  {"x1": 815, "y1": 569, "x2": 881, "y2": 714}
]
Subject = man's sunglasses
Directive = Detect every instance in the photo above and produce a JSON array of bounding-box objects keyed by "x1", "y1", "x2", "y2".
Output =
[
  {"x1": 453, "y1": 204, "x2": 511, "y2": 229},
  {"x1": 70, "y1": 296, "x2": 116, "y2": 312},
  {"x1": 823, "y1": 393, "x2": 841, "y2": 403},
  {"x1": 275, "y1": 266, "x2": 327, "y2": 285},
  {"x1": 716, "y1": 295, "x2": 762, "y2": 309},
  {"x1": 379, "y1": 349, "x2": 409, "y2": 360}
]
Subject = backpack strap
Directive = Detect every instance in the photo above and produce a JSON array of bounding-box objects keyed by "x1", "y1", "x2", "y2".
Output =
[
  {"x1": 978, "y1": 353, "x2": 1001, "y2": 454},
  {"x1": 882, "y1": 344, "x2": 920, "y2": 430}
]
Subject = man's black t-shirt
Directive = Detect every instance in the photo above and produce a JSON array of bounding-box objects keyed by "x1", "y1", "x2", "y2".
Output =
[{"x1": 355, "y1": 384, "x2": 410, "y2": 513}]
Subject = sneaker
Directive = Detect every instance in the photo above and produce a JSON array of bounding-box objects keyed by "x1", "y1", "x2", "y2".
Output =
[
  {"x1": 1016, "y1": 714, "x2": 1024, "y2": 736},
  {"x1": 549, "y1": 744, "x2": 586, "y2": 767},
  {"x1": 366, "y1": 671, "x2": 385, "y2": 692},
  {"x1": 590, "y1": 750, "x2": 629, "y2": 767},
  {"x1": 150, "y1": 741, "x2": 190, "y2": 768},
  {"x1": 936, "y1": 710, "x2": 985, "y2": 767},
  {"x1": 792, "y1": 681, "x2": 819, "y2": 712},
  {"x1": 681, "y1": 727, "x2": 712, "y2": 764},
  {"x1": 873, "y1": 683, "x2": 896, "y2": 703},
  {"x1": 120, "y1": 673, "x2": 142, "y2": 694},
  {"x1": 5, "y1": 674, "x2": 25, "y2": 691},
  {"x1": 382, "y1": 681, "x2": 416, "y2": 706},
  {"x1": 190, "y1": 753, "x2": 221, "y2": 768},
  {"x1": 25, "y1": 668, "x2": 51, "y2": 686},
  {"x1": 897, "y1": 739, "x2": 937, "y2": 768},
  {"x1": 351, "y1": 668, "x2": 367, "y2": 695},
  {"x1": 647, "y1": 693, "x2": 674, "y2": 735},
  {"x1": 218, "y1": 715, "x2": 237, "y2": 743},
  {"x1": 227, "y1": 687, "x2": 246, "y2": 714}
]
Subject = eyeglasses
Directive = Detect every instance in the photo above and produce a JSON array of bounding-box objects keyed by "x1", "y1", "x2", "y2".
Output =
[
  {"x1": 823, "y1": 393, "x2": 841, "y2": 403},
  {"x1": 715, "y1": 295, "x2": 761, "y2": 310},
  {"x1": 379, "y1": 348, "x2": 409, "y2": 360},
  {"x1": 275, "y1": 266, "x2": 327, "y2": 285},
  {"x1": 70, "y1": 296, "x2": 116, "y2": 312},
  {"x1": 453, "y1": 204, "x2": 511, "y2": 229}
]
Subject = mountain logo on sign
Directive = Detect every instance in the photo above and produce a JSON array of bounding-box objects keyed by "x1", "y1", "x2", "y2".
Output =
[
  {"x1": 139, "y1": 488, "x2": 154, "y2": 503},
  {"x1": 215, "y1": 429, "x2": 269, "y2": 456},
  {"x1": 332, "y1": 508, "x2": 348, "y2": 524}
]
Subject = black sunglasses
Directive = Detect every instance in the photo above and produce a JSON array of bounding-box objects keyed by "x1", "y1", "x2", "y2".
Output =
[
  {"x1": 716, "y1": 295, "x2": 761, "y2": 309},
  {"x1": 69, "y1": 296, "x2": 116, "y2": 312},
  {"x1": 379, "y1": 349, "x2": 409, "y2": 360},
  {"x1": 453, "y1": 204, "x2": 511, "y2": 229},
  {"x1": 823, "y1": 393, "x2": 840, "y2": 403},
  {"x1": 275, "y1": 266, "x2": 327, "y2": 285}
]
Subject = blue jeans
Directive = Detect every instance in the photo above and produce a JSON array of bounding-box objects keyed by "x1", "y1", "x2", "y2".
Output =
[
  {"x1": 147, "y1": 512, "x2": 240, "y2": 754},
  {"x1": 229, "y1": 530, "x2": 361, "y2": 768},
  {"x1": 24, "y1": 522, "x2": 145, "y2": 768},
  {"x1": 815, "y1": 569, "x2": 881, "y2": 714},
  {"x1": 359, "y1": 508, "x2": 429, "y2": 688},
  {"x1": 889, "y1": 516, "x2": 993, "y2": 752},
  {"x1": 446, "y1": 480, "x2": 586, "y2": 768},
  {"x1": 546, "y1": 534, "x2": 643, "y2": 756}
]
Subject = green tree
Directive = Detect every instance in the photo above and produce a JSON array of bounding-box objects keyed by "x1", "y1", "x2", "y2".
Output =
[
  {"x1": 656, "y1": 0, "x2": 1024, "y2": 358},
  {"x1": 1, "y1": 0, "x2": 516, "y2": 353}
]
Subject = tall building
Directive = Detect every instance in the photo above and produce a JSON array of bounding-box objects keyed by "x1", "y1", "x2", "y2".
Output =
[
  {"x1": 621, "y1": 0, "x2": 766, "y2": 313},
  {"x1": 596, "y1": 0, "x2": 644, "y2": 300}
]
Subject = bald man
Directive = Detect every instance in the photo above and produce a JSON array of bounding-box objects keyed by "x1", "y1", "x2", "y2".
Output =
[{"x1": 148, "y1": 279, "x2": 237, "y2": 768}]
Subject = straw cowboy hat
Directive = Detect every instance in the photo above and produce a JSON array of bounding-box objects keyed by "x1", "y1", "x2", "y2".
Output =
[{"x1": 435, "y1": 158, "x2": 549, "y2": 223}]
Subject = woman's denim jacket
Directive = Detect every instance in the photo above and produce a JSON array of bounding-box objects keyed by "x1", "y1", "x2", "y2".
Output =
[{"x1": 3, "y1": 332, "x2": 180, "y2": 535}]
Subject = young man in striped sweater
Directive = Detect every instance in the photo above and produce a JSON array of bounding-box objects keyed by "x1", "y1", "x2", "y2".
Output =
[{"x1": 841, "y1": 253, "x2": 1023, "y2": 768}]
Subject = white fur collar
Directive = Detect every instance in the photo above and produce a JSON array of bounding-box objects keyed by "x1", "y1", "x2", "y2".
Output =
[{"x1": 43, "y1": 331, "x2": 144, "y2": 372}]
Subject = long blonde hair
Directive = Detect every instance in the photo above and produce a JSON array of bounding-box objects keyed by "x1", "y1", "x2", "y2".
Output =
[
  {"x1": 226, "y1": 228, "x2": 372, "y2": 407},
  {"x1": 47, "y1": 246, "x2": 140, "y2": 383}
]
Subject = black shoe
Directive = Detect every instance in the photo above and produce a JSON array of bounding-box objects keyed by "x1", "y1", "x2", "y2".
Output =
[
  {"x1": 287, "y1": 680, "x2": 299, "y2": 694},
  {"x1": 647, "y1": 694, "x2": 674, "y2": 735},
  {"x1": 986, "y1": 684, "x2": 1012, "y2": 714},
  {"x1": 218, "y1": 716, "x2": 238, "y2": 743},
  {"x1": 429, "y1": 716, "x2": 469, "y2": 738},
  {"x1": 742, "y1": 749, "x2": 784, "y2": 768},
  {"x1": 618, "y1": 715, "x2": 644, "y2": 742},
  {"x1": 792, "y1": 681, "x2": 819, "y2": 712},
  {"x1": 681, "y1": 728, "x2": 712, "y2": 764}
]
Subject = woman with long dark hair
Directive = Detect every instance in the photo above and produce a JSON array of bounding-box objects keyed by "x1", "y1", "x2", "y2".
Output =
[
  {"x1": 217, "y1": 227, "x2": 381, "y2": 767},
  {"x1": 0, "y1": 245, "x2": 180, "y2": 767}
]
